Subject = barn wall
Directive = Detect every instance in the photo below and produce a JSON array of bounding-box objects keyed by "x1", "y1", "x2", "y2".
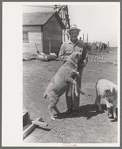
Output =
[
  {"x1": 23, "y1": 25, "x2": 42, "y2": 32},
  {"x1": 23, "y1": 25, "x2": 43, "y2": 52},
  {"x1": 43, "y1": 15, "x2": 62, "y2": 55}
]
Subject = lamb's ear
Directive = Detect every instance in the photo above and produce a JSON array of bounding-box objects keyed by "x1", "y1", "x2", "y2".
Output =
[
  {"x1": 112, "y1": 88, "x2": 116, "y2": 94},
  {"x1": 110, "y1": 87, "x2": 113, "y2": 93}
]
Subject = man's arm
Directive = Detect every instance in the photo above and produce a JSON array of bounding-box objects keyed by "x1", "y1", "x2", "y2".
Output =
[
  {"x1": 83, "y1": 46, "x2": 88, "y2": 64},
  {"x1": 82, "y1": 46, "x2": 87, "y2": 60},
  {"x1": 57, "y1": 43, "x2": 66, "y2": 61},
  {"x1": 65, "y1": 77, "x2": 84, "y2": 95}
]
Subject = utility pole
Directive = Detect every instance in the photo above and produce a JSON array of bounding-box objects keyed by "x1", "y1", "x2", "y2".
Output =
[
  {"x1": 108, "y1": 41, "x2": 109, "y2": 47},
  {"x1": 87, "y1": 34, "x2": 88, "y2": 43},
  {"x1": 83, "y1": 34, "x2": 84, "y2": 43}
]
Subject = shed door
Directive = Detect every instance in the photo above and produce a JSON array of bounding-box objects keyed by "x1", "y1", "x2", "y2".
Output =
[{"x1": 29, "y1": 32, "x2": 43, "y2": 52}]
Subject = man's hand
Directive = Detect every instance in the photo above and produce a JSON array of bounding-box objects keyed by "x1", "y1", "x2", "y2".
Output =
[
  {"x1": 84, "y1": 56, "x2": 88, "y2": 64},
  {"x1": 57, "y1": 55, "x2": 69, "y2": 61}
]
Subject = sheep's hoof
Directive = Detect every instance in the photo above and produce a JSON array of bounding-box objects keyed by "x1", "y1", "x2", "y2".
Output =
[
  {"x1": 111, "y1": 117, "x2": 117, "y2": 122},
  {"x1": 51, "y1": 117, "x2": 55, "y2": 121},
  {"x1": 109, "y1": 115, "x2": 114, "y2": 119},
  {"x1": 114, "y1": 116, "x2": 117, "y2": 121}
]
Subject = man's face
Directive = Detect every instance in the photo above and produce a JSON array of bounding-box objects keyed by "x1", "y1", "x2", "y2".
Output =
[{"x1": 69, "y1": 29, "x2": 79, "y2": 40}]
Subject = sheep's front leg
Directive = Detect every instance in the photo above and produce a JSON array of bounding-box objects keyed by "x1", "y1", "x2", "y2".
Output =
[
  {"x1": 53, "y1": 106, "x2": 60, "y2": 115},
  {"x1": 112, "y1": 98, "x2": 117, "y2": 120},
  {"x1": 65, "y1": 77, "x2": 76, "y2": 85},
  {"x1": 104, "y1": 97, "x2": 111, "y2": 117},
  {"x1": 97, "y1": 96, "x2": 102, "y2": 112},
  {"x1": 71, "y1": 71, "x2": 80, "y2": 96},
  {"x1": 65, "y1": 77, "x2": 84, "y2": 95}
]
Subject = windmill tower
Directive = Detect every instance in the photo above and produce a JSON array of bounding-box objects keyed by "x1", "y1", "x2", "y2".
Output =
[{"x1": 54, "y1": 5, "x2": 70, "y2": 42}]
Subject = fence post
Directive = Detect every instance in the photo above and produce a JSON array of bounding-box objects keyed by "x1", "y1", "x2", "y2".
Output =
[{"x1": 108, "y1": 41, "x2": 109, "y2": 47}]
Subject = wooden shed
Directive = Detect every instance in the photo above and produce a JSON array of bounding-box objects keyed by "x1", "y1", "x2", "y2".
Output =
[{"x1": 23, "y1": 11, "x2": 65, "y2": 55}]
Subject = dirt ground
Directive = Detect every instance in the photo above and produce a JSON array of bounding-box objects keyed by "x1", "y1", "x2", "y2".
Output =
[{"x1": 23, "y1": 48, "x2": 118, "y2": 144}]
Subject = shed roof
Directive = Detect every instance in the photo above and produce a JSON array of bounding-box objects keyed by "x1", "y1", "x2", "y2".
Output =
[{"x1": 23, "y1": 11, "x2": 65, "y2": 29}]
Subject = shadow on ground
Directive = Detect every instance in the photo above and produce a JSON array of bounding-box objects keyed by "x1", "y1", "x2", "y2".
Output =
[{"x1": 55, "y1": 104, "x2": 107, "y2": 120}]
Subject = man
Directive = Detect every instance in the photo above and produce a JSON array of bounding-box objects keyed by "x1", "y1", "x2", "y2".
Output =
[{"x1": 58, "y1": 24, "x2": 87, "y2": 115}]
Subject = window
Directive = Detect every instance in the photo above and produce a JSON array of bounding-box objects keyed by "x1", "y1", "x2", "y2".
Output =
[{"x1": 23, "y1": 31, "x2": 29, "y2": 43}]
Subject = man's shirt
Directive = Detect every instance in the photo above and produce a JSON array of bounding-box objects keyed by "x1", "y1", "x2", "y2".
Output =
[{"x1": 58, "y1": 39, "x2": 87, "y2": 69}]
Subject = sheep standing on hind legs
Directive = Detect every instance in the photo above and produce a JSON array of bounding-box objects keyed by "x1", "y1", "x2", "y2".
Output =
[
  {"x1": 95, "y1": 79, "x2": 117, "y2": 120},
  {"x1": 43, "y1": 52, "x2": 84, "y2": 121}
]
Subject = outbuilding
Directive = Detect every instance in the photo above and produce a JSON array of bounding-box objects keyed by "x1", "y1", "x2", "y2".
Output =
[{"x1": 23, "y1": 11, "x2": 65, "y2": 55}]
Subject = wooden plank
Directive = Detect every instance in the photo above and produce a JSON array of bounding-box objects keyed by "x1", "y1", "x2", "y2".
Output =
[
  {"x1": 23, "y1": 123, "x2": 35, "y2": 140},
  {"x1": 23, "y1": 124, "x2": 31, "y2": 131},
  {"x1": 32, "y1": 120, "x2": 48, "y2": 128},
  {"x1": 23, "y1": 111, "x2": 31, "y2": 127},
  {"x1": 23, "y1": 117, "x2": 42, "y2": 139},
  {"x1": 23, "y1": 25, "x2": 41, "y2": 32}
]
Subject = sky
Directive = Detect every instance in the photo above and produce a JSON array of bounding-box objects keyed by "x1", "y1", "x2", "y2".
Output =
[
  {"x1": 23, "y1": 2, "x2": 120, "y2": 47},
  {"x1": 68, "y1": 4, "x2": 119, "y2": 46}
]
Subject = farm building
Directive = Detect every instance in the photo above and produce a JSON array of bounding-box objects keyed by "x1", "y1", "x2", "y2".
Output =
[{"x1": 23, "y1": 11, "x2": 65, "y2": 55}]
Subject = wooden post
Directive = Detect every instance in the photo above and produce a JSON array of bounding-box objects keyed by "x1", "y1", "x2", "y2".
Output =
[
  {"x1": 103, "y1": 43, "x2": 104, "y2": 50},
  {"x1": 64, "y1": 29, "x2": 66, "y2": 42},
  {"x1": 23, "y1": 124, "x2": 35, "y2": 140},
  {"x1": 108, "y1": 41, "x2": 109, "y2": 47},
  {"x1": 49, "y1": 41, "x2": 51, "y2": 54},
  {"x1": 62, "y1": 30, "x2": 65, "y2": 42},
  {"x1": 98, "y1": 42, "x2": 100, "y2": 53},
  {"x1": 87, "y1": 34, "x2": 88, "y2": 43},
  {"x1": 41, "y1": 32, "x2": 43, "y2": 53}
]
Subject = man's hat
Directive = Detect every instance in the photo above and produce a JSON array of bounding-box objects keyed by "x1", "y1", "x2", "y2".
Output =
[{"x1": 69, "y1": 24, "x2": 81, "y2": 33}]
